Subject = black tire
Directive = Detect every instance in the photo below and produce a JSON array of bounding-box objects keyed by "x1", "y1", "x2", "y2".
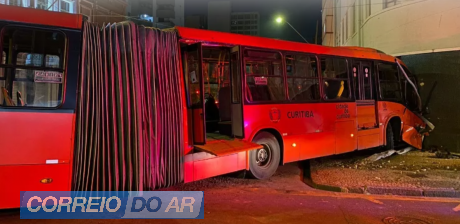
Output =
[
  {"x1": 249, "y1": 132, "x2": 280, "y2": 180},
  {"x1": 386, "y1": 123, "x2": 395, "y2": 150}
]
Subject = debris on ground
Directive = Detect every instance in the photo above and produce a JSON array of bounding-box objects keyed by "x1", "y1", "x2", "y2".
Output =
[
  {"x1": 427, "y1": 145, "x2": 460, "y2": 159},
  {"x1": 364, "y1": 147, "x2": 413, "y2": 162},
  {"x1": 311, "y1": 148, "x2": 460, "y2": 191}
]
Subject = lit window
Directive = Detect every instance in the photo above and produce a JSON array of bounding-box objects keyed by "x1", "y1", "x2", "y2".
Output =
[
  {"x1": 61, "y1": 0, "x2": 70, "y2": 12},
  {"x1": 0, "y1": 27, "x2": 66, "y2": 107},
  {"x1": 285, "y1": 55, "x2": 320, "y2": 102},
  {"x1": 36, "y1": 0, "x2": 48, "y2": 9},
  {"x1": 320, "y1": 58, "x2": 351, "y2": 101},
  {"x1": 8, "y1": 0, "x2": 23, "y2": 6},
  {"x1": 378, "y1": 63, "x2": 403, "y2": 102},
  {"x1": 0, "y1": 51, "x2": 5, "y2": 105},
  {"x1": 60, "y1": 0, "x2": 74, "y2": 13},
  {"x1": 245, "y1": 50, "x2": 285, "y2": 102}
]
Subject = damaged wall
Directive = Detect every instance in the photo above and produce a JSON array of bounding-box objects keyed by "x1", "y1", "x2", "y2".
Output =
[{"x1": 401, "y1": 50, "x2": 460, "y2": 153}]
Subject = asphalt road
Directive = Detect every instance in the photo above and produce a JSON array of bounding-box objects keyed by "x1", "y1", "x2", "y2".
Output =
[{"x1": 1, "y1": 163, "x2": 459, "y2": 224}]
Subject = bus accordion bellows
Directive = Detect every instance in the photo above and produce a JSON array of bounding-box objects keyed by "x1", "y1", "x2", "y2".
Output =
[{"x1": 0, "y1": 4, "x2": 433, "y2": 209}]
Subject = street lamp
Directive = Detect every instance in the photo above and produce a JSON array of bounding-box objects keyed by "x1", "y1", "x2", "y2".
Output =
[{"x1": 276, "y1": 17, "x2": 309, "y2": 43}]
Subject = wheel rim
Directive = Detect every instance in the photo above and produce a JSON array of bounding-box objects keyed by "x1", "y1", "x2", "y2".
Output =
[{"x1": 256, "y1": 144, "x2": 272, "y2": 168}]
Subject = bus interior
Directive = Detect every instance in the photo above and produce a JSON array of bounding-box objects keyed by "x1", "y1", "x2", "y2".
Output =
[{"x1": 181, "y1": 43, "x2": 263, "y2": 157}]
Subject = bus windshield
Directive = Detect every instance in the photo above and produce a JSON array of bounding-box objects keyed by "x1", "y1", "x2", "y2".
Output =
[{"x1": 399, "y1": 64, "x2": 422, "y2": 112}]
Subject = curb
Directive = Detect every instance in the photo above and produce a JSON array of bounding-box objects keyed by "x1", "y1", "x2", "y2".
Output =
[{"x1": 300, "y1": 160, "x2": 460, "y2": 198}]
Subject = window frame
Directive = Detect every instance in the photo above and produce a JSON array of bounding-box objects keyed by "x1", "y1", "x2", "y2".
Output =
[
  {"x1": 243, "y1": 47, "x2": 287, "y2": 104},
  {"x1": 60, "y1": 0, "x2": 75, "y2": 13},
  {"x1": 398, "y1": 65, "x2": 420, "y2": 110},
  {"x1": 383, "y1": 0, "x2": 397, "y2": 9},
  {"x1": 284, "y1": 53, "x2": 321, "y2": 103},
  {"x1": 0, "y1": 25, "x2": 67, "y2": 109},
  {"x1": 376, "y1": 62, "x2": 403, "y2": 103},
  {"x1": 352, "y1": 60, "x2": 375, "y2": 101},
  {"x1": 319, "y1": 56, "x2": 353, "y2": 102},
  {"x1": 362, "y1": 62, "x2": 374, "y2": 100}
]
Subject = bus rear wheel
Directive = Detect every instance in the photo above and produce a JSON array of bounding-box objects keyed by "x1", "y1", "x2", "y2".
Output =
[{"x1": 249, "y1": 132, "x2": 280, "y2": 180}]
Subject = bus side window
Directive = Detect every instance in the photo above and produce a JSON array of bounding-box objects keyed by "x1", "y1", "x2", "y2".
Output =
[
  {"x1": 378, "y1": 63, "x2": 403, "y2": 103},
  {"x1": 285, "y1": 54, "x2": 320, "y2": 101},
  {"x1": 400, "y1": 73, "x2": 420, "y2": 112},
  {"x1": 244, "y1": 49, "x2": 285, "y2": 102},
  {"x1": 320, "y1": 57, "x2": 351, "y2": 100},
  {"x1": 0, "y1": 27, "x2": 66, "y2": 108},
  {"x1": 0, "y1": 51, "x2": 5, "y2": 104}
]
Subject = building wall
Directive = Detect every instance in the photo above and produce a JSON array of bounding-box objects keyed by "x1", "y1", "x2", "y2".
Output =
[
  {"x1": 322, "y1": 0, "x2": 460, "y2": 55},
  {"x1": 127, "y1": 0, "x2": 154, "y2": 18},
  {"x1": 401, "y1": 51, "x2": 460, "y2": 152},
  {"x1": 128, "y1": 0, "x2": 184, "y2": 28},
  {"x1": 185, "y1": 15, "x2": 207, "y2": 29},
  {"x1": 322, "y1": 0, "x2": 335, "y2": 46},
  {"x1": 78, "y1": 0, "x2": 128, "y2": 25},
  {"x1": 322, "y1": 0, "x2": 460, "y2": 152},
  {"x1": 0, "y1": 0, "x2": 128, "y2": 26},
  {"x1": 230, "y1": 12, "x2": 260, "y2": 36},
  {"x1": 207, "y1": 1, "x2": 231, "y2": 32},
  {"x1": 0, "y1": 0, "x2": 77, "y2": 13}
]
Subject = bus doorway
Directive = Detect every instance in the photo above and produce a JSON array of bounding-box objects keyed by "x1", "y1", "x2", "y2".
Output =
[
  {"x1": 182, "y1": 44, "x2": 260, "y2": 156},
  {"x1": 183, "y1": 43, "x2": 206, "y2": 145},
  {"x1": 352, "y1": 61, "x2": 380, "y2": 149}
]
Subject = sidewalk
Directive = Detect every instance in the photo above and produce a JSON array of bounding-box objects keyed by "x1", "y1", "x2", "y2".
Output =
[{"x1": 310, "y1": 148, "x2": 460, "y2": 197}]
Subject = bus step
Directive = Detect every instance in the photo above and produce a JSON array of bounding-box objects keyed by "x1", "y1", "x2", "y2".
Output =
[{"x1": 194, "y1": 139, "x2": 262, "y2": 157}]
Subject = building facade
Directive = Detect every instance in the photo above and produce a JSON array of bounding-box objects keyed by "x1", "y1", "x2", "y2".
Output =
[
  {"x1": 322, "y1": 0, "x2": 460, "y2": 152},
  {"x1": 230, "y1": 12, "x2": 260, "y2": 36},
  {"x1": 128, "y1": 0, "x2": 184, "y2": 28},
  {"x1": 322, "y1": 0, "x2": 460, "y2": 54},
  {"x1": 207, "y1": 1, "x2": 231, "y2": 32},
  {"x1": 206, "y1": 1, "x2": 260, "y2": 36},
  {"x1": 185, "y1": 15, "x2": 207, "y2": 29},
  {"x1": 0, "y1": 0, "x2": 127, "y2": 26}
]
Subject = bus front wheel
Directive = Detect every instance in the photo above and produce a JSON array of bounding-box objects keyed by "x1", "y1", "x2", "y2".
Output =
[
  {"x1": 386, "y1": 123, "x2": 395, "y2": 150},
  {"x1": 249, "y1": 132, "x2": 280, "y2": 180}
]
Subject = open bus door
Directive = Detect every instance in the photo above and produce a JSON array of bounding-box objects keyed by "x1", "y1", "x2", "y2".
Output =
[
  {"x1": 183, "y1": 43, "x2": 206, "y2": 145},
  {"x1": 184, "y1": 45, "x2": 261, "y2": 182},
  {"x1": 231, "y1": 46, "x2": 244, "y2": 138},
  {"x1": 353, "y1": 61, "x2": 380, "y2": 149}
]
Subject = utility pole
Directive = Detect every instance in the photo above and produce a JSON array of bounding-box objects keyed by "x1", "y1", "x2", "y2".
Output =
[{"x1": 276, "y1": 17, "x2": 309, "y2": 43}]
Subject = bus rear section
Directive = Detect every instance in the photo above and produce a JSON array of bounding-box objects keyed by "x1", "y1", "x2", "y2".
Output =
[
  {"x1": 0, "y1": 6, "x2": 83, "y2": 209},
  {"x1": 0, "y1": 5, "x2": 261, "y2": 208}
]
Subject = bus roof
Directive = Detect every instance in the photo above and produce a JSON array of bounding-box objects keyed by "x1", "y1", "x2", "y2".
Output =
[
  {"x1": 0, "y1": 6, "x2": 404, "y2": 66},
  {"x1": 0, "y1": 4, "x2": 82, "y2": 30},
  {"x1": 175, "y1": 26, "x2": 399, "y2": 64}
]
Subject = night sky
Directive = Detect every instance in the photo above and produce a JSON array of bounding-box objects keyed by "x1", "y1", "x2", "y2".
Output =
[{"x1": 185, "y1": 0, "x2": 322, "y2": 44}]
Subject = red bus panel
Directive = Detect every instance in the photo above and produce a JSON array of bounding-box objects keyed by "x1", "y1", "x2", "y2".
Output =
[
  {"x1": 0, "y1": 4, "x2": 82, "y2": 29},
  {"x1": 0, "y1": 164, "x2": 71, "y2": 209},
  {"x1": 0, "y1": 112, "x2": 74, "y2": 166}
]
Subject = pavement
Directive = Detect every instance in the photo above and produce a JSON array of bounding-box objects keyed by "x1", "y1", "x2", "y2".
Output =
[
  {"x1": 1, "y1": 163, "x2": 460, "y2": 224},
  {"x1": 310, "y1": 148, "x2": 460, "y2": 197}
]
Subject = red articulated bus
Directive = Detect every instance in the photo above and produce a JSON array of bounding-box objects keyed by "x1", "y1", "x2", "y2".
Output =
[{"x1": 0, "y1": 5, "x2": 433, "y2": 209}]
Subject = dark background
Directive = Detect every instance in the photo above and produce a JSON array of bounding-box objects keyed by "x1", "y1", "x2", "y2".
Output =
[{"x1": 185, "y1": 0, "x2": 322, "y2": 43}]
